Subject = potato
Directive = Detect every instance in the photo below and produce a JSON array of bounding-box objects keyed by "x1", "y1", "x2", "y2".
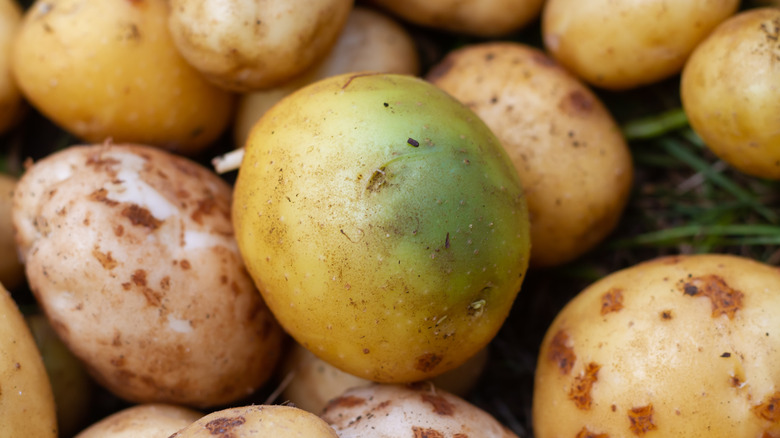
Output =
[
  {"x1": 0, "y1": 173, "x2": 24, "y2": 289},
  {"x1": 321, "y1": 383, "x2": 518, "y2": 437},
  {"x1": 167, "y1": 0, "x2": 354, "y2": 92},
  {"x1": 533, "y1": 254, "x2": 780, "y2": 438},
  {"x1": 75, "y1": 404, "x2": 202, "y2": 438},
  {"x1": 542, "y1": 0, "x2": 740, "y2": 90},
  {"x1": 280, "y1": 341, "x2": 489, "y2": 414},
  {"x1": 0, "y1": 0, "x2": 25, "y2": 134},
  {"x1": 368, "y1": 0, "x2": 544, "y2": 37},
  {"x1": 12, "y1": 143, "x2": 285, "y2": 408},
  {"x1": 233, "y1": 72, "x2": 530, "y2": 383},
  {"x1": 11, "y1": 0, "x2": 235, "y2": 155},
  {"x1": 233, "y1": 5, "x2": 420, "y2": 147},
  {"x1": 170, "y1": 405, "x2": 339, "y2": 437},
  {"x1": 427, "y1": 42, "x2": 633, "y2": 268},
  {"x1": 681, "y1": 7, "x2": 780, "y2": 180},
  {"x1": 0, "y1": 282, "x2": 57, "y2": 437}
]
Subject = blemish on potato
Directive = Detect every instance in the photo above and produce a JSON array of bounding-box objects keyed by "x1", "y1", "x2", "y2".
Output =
[
  {"x1": 752, "y1": 392, "x2": 780, "y2": 423},
  {"x1": 660, "y1": 310, "x2": 673, "y2": 320},
  {"x1": 122, "y1": 204, "x2": 162, "y2": 229},
  {"x1": 191, "y1": 197, "x2": 218, "y2": 225},
  {"x1": 180, "y1": 259, "x2": 191, "y2": 270},
  {"x1": 576, "y1": 427, "x2": 609, "y2": 438},
  {"x1": 421, "y1": 393, "x2": 455, "y2": 415},
  {"x1": 548, "y1": 329, "x2": 576, "y2": 375},
  {"x1": 412, "y1": 426, "x2": 445, "y2": 438},
  {"x1": 600, "y1": 288, "x2": 624, "y2": 315},
  {"x1": 415, "y1": 353, "x2": 443, "y2": 372},
  {"x1": 628, "y1": 404, "x2": 657, "y2": 436},
  {"x1": 559, "y1": 90, "x2": 594, "y2": 116},
  {"x1": 679, "y1": 274, "x2": 744, "y2": 320},
  {"x1": 205, "y1": 415, "x2": 246, "y2": 436},
  {"x1": 88, "y1": 188, "x2": 119, "y2": 206},
  {"x1": 323, "y1": 395, "x2": 367, "y2": 412},
  {"x1": 569, "y1": 362, "x2": 601, "y2": 410},
  {"x1": 92, "y1": 249, "x2": 118, "y2": 270}
]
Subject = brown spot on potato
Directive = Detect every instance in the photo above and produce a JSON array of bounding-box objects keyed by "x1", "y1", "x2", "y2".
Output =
[
  {"x1": 180, "y1": 259, "x2": 191, "y2": 270},
  {"x1": 576, "y1": 427, "x2": 609, "y2": 438},
  {"x1": 753, "y1": 392, "x2": 780, "y2": 423},
  {"x1": 679, "y1": 275, "x2": 744, "y2": 320},
  {"x1": 122, "y1": 204, "x2": 162, "y2": 229},
  {"x1": 549, "y1": 329, "x2": 576, "y2": 375},
  {"x1": 92, "y1": 249, "x2": 118, "y2": 270},
  {"x1": 600, "y1": 288, "x2": 624, "y2": 315},
  {"x1": 628, "y1": 404, "x2": 657, "y2": 436},
  {"x1": 114, "y1": 225, "x2": 124, "y2": 236},
  {"x1": 415, "y1": 353, "x2": 443, "y2": 372},
  {"x1": 559, "y1": 90, "x2": 594, "y2": 116},
  {"x1": 412, "y1": 426, "x2": 445, "y2": 438},
  {"x1": 205, "y1": 416, "x2": 246, "y2": 436},
  {"x1": 191, "y1": 197, "x2": 217, "y2": 225},
  {"x1": 131, "y1": 269, "x2": 147, "y2": 286},
  {"x1": 160, "y1": 276, "x2": 170, "y2": 290},
  {"x1": 660, "y1": 310, "x2": 673, "y2": 320},
  {"x1": 88, "y1": 188, "x2": 119, "y2": 206},
  {"x1": 323, "y1": 395, "x2": 367, "y2": 412},
  {"x1": 569, "y1": 362, "x2": 601, "y2": 410},
  {"x1": 421, "y1": 393, "x2": 455, "y2": 416}
]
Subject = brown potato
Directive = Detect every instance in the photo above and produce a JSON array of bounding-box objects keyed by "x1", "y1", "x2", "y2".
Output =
[
  {"x1": 75, "y1": 404, "x2": 202, "y2": 438},
  {"x1": 681, "y1": 7, "x2": 780, "y2": 180},
  {"x1": 12, "y1": 143, "x2": 285, "y2": 408},
  {"x1": 427, "y1": 42, "x2": 633, "y2": 268},
  {"x1": 542, "y1": 0, "x2": 740, "y2": 90},
  {"x1": 12, "y1": 0, "x2": 235, "y2": 155}
]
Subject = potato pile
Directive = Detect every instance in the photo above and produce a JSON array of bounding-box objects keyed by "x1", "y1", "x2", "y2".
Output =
[{"x1": 0, "y1": 0, "x2": 778, "y2": 437}]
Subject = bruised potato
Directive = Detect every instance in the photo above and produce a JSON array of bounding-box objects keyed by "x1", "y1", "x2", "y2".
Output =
[
  {"x1": 533, "y1": 254, "x2": 780, "y2": 438},
  {"x1": 168, "y1": 0, "x2": 354, "y2": 92},
  {"x1": 0, "y1": 283, "x2": 57, "y2": 438},
  {"x1": 681, "y1": 7, "x2": 780, "y2": 180},
  {"x1": 12, "y1": 0, "x2": 235, "y2": 155},
  {"x1": 542, "y1": 0, "x2": 740, "y2": 90},
  {"x1": 427, "y1": 43, "x2": 633, "y2": 267},
  {"x1": 321, "y1": 383, "x2": 518, "y2": 437},
  {"x1": 170, "y1": 405, "x2": 338, "y2": 437},
  {"x1": 0, "y1": 173, "x2": 24, "y2": 289},
  {"x1": 0, "y1": 0, "x2": 24, "y2": 134},
  {"x1": 233, "y1": 5, "x2": 420, "y2": 146},
  {"x1": 12, "y1": 143, "x2": 285, "y2": 408},
  {"x1": 75, "y1": 404, "x2": 202, "y2": 438}
]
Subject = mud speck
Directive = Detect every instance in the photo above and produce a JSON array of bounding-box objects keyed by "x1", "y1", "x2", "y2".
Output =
[{"x1": 122, "y1": 204, "x2": 162, "y2": 229}]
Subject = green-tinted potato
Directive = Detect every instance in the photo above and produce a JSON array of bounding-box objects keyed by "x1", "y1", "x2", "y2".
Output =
[{"x1": 233, "y1": 73, "x2": 530, "y2": 383}]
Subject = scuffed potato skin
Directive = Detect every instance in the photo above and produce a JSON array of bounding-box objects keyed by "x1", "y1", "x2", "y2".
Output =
[
  {"x1": 12, "y1": 144, "x2": 285, "y2": 408},
  {"x1": 533, "y1": 254, "x2": 780, "y2": 438},
  {"x1": 427, "y1": 42, "x2": 633, "y2": 268},
  {"x1": 542, "y1": 0, "x2": 740, "y2": 90},
  {"x1": 681, "y1": 7, "x2": 780, "y2": 180}
]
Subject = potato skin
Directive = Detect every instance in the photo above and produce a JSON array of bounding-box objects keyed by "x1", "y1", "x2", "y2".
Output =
[
  {"x1": 0, "y1": 283, "x2": 58, "y2": 438},
  {"x1": 75, "y1": 404, "x2": 202, "y2": 438},
  {"x1": 168, "y1": 0, "x2": 354, "y2": 92},
  {"x1": 0, "y1": 0, "x2": 25, "y2": 134},
  {"x1": 170, "y1": 405, "x2": 339, "y2": 438},
  {"x1": 542, "y1": 0, "x2": 739, "y2": 90},
  {"x1": 533, "y1": 254, "x2": 780, "y2": 438},
  {"x1": 11, "y1": 0, "x2": 235, "y2": 155},
  {"x1": 427, "y1": 43, "x2": 633, "y2": 268},
  {"x1": 681, "y1": 7, "x2": 780, "y2": 180},
  {"x1": 13, "y1": 144, "x2": 285, "y2": 408}
]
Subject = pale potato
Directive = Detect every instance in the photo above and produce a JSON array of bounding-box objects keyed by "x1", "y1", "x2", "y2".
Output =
[
  {"x1": 0, "y1": 282, "x2": 57, "y2": 438},
  {"x1": 168, "y1": 0, "x2": 354, "y2": 92},
  {"x1": 542, "y1": 0, "x2": 740, "y2": 90},
  {"x1": 681, "y1": 7, "x2": 780, "y2": 180},
  {"x1": 0, "y1": 0, "x2": 25, "y2": 134},
  {"x1": 368, "y1": 0, "x2": 544, "y2": 37},
  {"x1": 533, "y1": 254, "x2": 780, "y2": 438},
  {"x1": 75, "y1": 404, "x2": 202, "y2": 438},
  {"x1": 0, "y1": 173, "x2": 24, "y2": 289},
  {"x1": 321, "y1": 383, "x2": 518, "y2": 437},
  {"x1": 170, "y1": 405, "x2": 339, "y2": 437},
  {"x1": 427, "y1": 42, "x2": 633, "y2": 268},
  {"x1": 12, "y1": 143, "x2": 285, "y2": 408},
  {"x1": 11, "y1": 0, "x2": 235, "y2": 155},
  {"x1": 233, "y1": 5, "x2": 420, "y2": 146}
]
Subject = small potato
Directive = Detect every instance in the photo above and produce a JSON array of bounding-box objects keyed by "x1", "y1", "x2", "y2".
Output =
[
  {"x1": 533, "y1": 254, "x2": 780, "y2": 438},
  {"x1": 168, "y1": 0, "x2": 354, "y2": 92},
  {"x1": 542, "y1": 0, "x2": 740, "y2": 90},
  {"x1": 681, "y1": 7, "x2": 780, "y2": 180},
  {"x1": 0, "y1": 173, "x2": 24, "y2": 289},
  {"x1": 321, "y1": 383, "x2": 518, "y2": 437},
  {"x1": 0, "y1": 0, "x2": 25, "y2": 134},
  {"x1": 368, "y1": 0, "x2": 544, "y2": 37},
  {"x1": 170, "y1": 405, "x2": 339, "y2": 437},
  {"x1": 13, "y1": 143, "x2": 285, "y2": 408},
  {"x1": 12, "y1": 0, "x2": 235, "y2": 155},
  {"x1": 427, "y1": 43, "x2": 633, "y2": 268},
  {"x1": 233, "y1": 5, "x2": 420, "y2": 146},
  {"x1": 0, "y1": 283, "x2": 57, "y2": 438},
  {"x1": 75, "y1": 404, "x2": 202, "y2": 438}
]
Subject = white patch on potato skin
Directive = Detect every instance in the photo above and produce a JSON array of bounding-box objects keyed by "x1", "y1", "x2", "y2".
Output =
[
  {"x1": 101, "y1": 152, "x2": 178, "y2": 221},
  {"x1": 167, "y1": 315, "x2": 193, "y2": 334},
  {"x1": 183, "y1": 230, "x2": 238, "y2": 252}
]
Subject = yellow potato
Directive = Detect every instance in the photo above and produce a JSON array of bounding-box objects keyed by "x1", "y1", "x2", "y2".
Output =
[
  {"x1": 170, "y1": 405, "x2": 339, "y2": 437},
  {"x1": 233, "y1": 5, "x2": 420, "y2": 146},
  {"x1": 0, "y1": 282, "x2": 57, "y2": 437},
  {"x1": 542, "y1": 0, "x2": 740, "y2": 90},
  {"x1": 427, "y1": 42, "x2": 633, "y2": 268},
  {"x1": 681, "y1": 7, "x2": 780, "y2": 180},
  {"x1": 12, "y1": 0, "x2": 235, "y2": 155},
  {"x1": 533, "y1": 254, "x2": 780, "y2": 438},
  {"x1": 168, "y1": 0, "x2": 354, "y2": 92},
  {"x1": 0, "y1": 173, "x2": 24, "y2": 289},
  {"x1": 0, "y1": 0, "x2": 25, "y2": 134},
  {"x1": 368, "y1": 0, "x2": 544, "y2": 37},
  {"x1": 75, "y1": 404, "x2": 202, "y2": 438}
]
